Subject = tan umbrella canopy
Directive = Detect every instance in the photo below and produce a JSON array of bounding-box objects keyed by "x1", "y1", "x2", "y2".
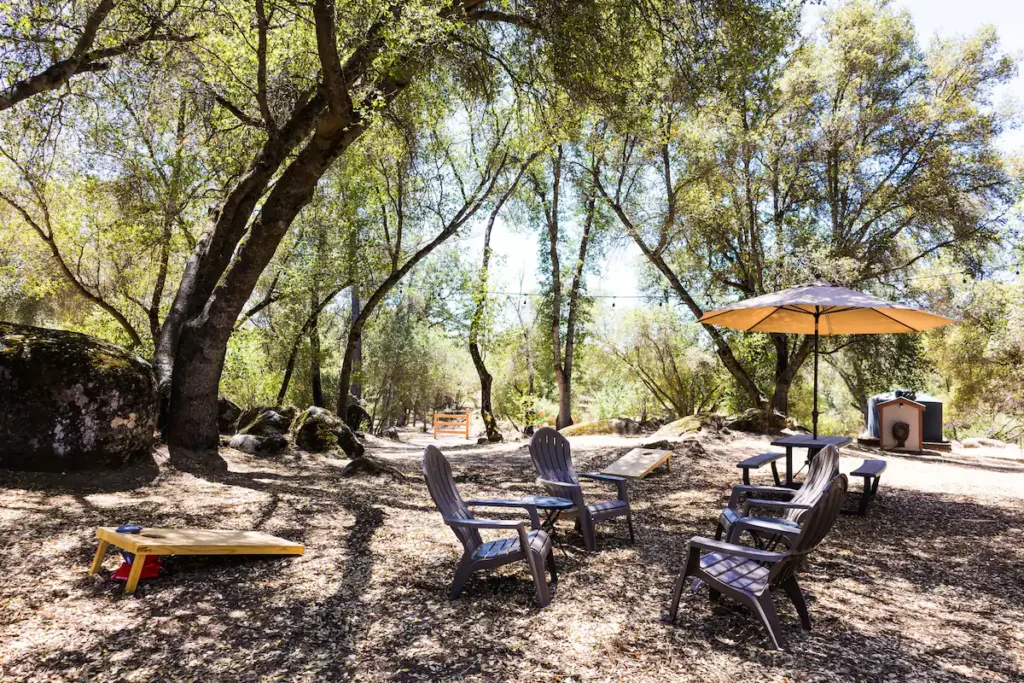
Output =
[{"x1": 698, "y1": 280, "x2": 955, "y2": 437}]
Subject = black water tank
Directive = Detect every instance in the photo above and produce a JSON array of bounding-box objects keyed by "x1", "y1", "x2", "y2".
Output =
[{"x1": 918, "y1": 397, "x2": 943, "y2": 443}]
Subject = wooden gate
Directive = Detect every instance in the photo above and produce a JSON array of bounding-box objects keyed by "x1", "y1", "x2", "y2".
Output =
[{"x1": 433, "y1": 409, "x2": 471, "y2": 439}]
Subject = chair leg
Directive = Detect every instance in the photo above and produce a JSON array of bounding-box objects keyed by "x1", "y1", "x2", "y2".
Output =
[
  {"x1": 751, "y1": 593, "x2": 785, "y2": 650},
  {"x1": 708, "y1": 587, "x2": 721, "y2": 602},
  {"x1": 546, "y1": 547, "x2": 558, "y2": 585},
  {"x1": 782, "y1": 577, "x2": 811, "y2": 630},
  {"x1": 580, "y1": 513, "x2": 597, "y2": 553},
  {"x1": 668, "y1": 572, "x2": 688, "y2": 623},
  {"x1": 526, "y1": 551, "x2": 550, "y2": 607},
  {"x1": 449, "y1": 556, "x2": 475, "y2": 600},
  {"x1": 626, "y1": 512, "x2": 635, "y2": 544},
  {"x1": 871, "y1": 475, "x2": 881, "y2": 495},
  {"x1": 770, "y1": 461, "x2": 781, "y2": 487},
  {"x1": 715, "y1": 522, "x2": 724, "y2": 541}
]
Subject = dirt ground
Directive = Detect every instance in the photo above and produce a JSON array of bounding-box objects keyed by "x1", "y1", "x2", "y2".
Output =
[{"x1": 1, "y1": 428, "x2": 1022, "y2": 682}]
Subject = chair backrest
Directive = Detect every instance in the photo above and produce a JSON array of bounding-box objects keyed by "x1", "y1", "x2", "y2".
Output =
[
  {"x1": 528, "y1": 427, "x2": 582, "y2": 504},
  {"x1": 784, "y1": 444, "x2": 840, "y2": 523},
  {"x1": 423, "y1": 445, "x2": 481, "y2": 552},
  {"x1": 769, "y1": 473, "x2": 847, "y2": 588}
]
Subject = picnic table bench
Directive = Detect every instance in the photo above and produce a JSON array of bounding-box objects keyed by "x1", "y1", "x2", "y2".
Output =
[
  {"x1": 736, "y1": 452, "x2": 784, "y2": 486},
  {"x1": 90, "y1": 527, "x2": 305, "y2": 593},
  {"x1": 845, "y1": 459, "x2": 887, "y2": 516}
]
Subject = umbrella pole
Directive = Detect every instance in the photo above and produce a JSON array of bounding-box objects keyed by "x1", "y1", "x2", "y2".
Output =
[{"x1": 813, "y1": 311, "x2": 819, "y2": 439}]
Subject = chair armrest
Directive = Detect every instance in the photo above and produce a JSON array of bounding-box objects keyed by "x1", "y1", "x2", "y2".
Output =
[
  {"x1": 580, "y1": 472, "x2": 629, "y2": 503},
  {"x1": 726, "y1": 485, "x2": 795, "y2": 509},
  {"x1": 536, "y1": 477, "x2": 581, "y2": 491},
  {"x1": 464, "y1": 499, "x2": 540, "y2": 530},
  {"x1": 727, "y1": 517, "x2": 801, "y2": 545},
  {"x1": 580, "y1": 472, "x2": 626, "y2": 483},
  {"x1": 687, "y1": 536, "x2": 786, "y2": 564},
  {"x1": 445, "y1": 517, "x2": 525, "y2": 531},
  {"x1": 741, "y1": 498, "x2": 813, "y2": 515}
]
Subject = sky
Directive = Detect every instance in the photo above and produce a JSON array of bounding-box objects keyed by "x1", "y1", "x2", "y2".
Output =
[{"x1": 457, "y1": 0, "x2": 1024, "y2": 313}]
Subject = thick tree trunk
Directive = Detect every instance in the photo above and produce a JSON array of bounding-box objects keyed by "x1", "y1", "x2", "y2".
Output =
[{"x1": 769, "y1": 334, "x2": 813, "y2": 415}]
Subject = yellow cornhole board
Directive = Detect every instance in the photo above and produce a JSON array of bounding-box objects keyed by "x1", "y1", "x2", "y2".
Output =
[
  {"x1": 90, "y1": 527, "x2": 305, "y2": 593},
  {"x1": 600, "y1": 448, "x2": 673, "y2": 480}
]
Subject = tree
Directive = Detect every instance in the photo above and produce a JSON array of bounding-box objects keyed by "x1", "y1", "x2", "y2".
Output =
[
  {"x1": 597, "y1": 0, "x2": 1019, "y2": 416},
  {"x1": 530, "y1": 144, "x2": 602, "y2": 429},
  {"x1": 469, "y1": 152, "x2": 537, "y2": 441},
  {"x1": 333, "y1": 96, "x2": 516, "y2": 418},
  {"x1": 0, "y1": 0, "x2": 196, "y2": 111}
]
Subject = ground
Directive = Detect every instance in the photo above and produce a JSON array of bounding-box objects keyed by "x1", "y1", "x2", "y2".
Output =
[{"x1": 1, "y1": 429, "x2": 1022, "y2": 682}]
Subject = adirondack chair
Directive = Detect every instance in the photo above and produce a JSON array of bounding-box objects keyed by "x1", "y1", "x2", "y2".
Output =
[
  {"x1": 669, "y1": 473, "x2": 848, "y2": 650},
  {"x1": 529, "y1": 427, "x2": 633, "y2": 553},
  {"x1": 423, "y1": 446, "x2": 557, "y2": 607},
  {"x1": 716, "y1": 444, "x2": 840, "y2": 548}
]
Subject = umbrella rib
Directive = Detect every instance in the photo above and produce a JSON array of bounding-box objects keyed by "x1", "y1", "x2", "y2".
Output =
[
  {"x1": 871, "y1": 308, "x2": 920, "y2": 333},
  {"x1": 748, "y1": 307, "x2": 783, "y2": 331},
  {"x1": 698, "y1": 308, "x2": 735, "y2": 324}
]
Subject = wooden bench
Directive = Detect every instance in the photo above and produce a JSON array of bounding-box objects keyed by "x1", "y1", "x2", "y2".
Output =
[
  {"x1": 845, "y1": 459, "x2": 887, "y2": 515},
  {"x1": 736, "y1": 452, "x2": 784, "y2": 486}
]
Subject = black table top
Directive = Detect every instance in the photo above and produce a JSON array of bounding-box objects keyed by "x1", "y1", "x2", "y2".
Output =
[{"x1": 770, "y1": 434, "x2": 853, "y2": 448}]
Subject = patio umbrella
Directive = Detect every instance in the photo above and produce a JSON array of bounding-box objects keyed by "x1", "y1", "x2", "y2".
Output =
[{"x1": 697, "y1": 280, "x2": 955, "y2": 438}]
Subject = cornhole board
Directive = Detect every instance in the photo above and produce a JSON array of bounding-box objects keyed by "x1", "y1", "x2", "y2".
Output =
[
  {"x1": 600, "y1": 448, "x2": 673, "y2": 480},
  {"x1": 90, "y1": 527, "x2": 305, "y2": 593}
]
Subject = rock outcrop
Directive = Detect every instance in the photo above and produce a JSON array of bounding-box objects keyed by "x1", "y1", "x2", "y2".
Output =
[{"x1": 0, "y1": 323, "x2": 157, "y2": 470}]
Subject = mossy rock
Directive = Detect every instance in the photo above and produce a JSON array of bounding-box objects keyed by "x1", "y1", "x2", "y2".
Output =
[
  {"x1": 218, "y1": 397, "x2": 242, "y2": 434},
  {"x1": 651, "y1": 414, "x2": 725, "y2": 439},
  {"x1": 0, "y1": 322, "x2": 156, "y2": 471},
  {"x1": 292, "y1": 406, "x2": 364, "y2": 458},
  {"x1": 560, "y1": 418, "x2": 640, "y2": 437},
  {"x1": 726, "y1": 408, "x2": 787, "y2": 434},
  {"x1": 239, "y1": 410, "x2": 291, "y2": 437}
]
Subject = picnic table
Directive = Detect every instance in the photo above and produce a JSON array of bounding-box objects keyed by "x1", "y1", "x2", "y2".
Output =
[
  {"x1": 769, "y1": 434, "x2": 852, "y2": 487},
  {"x1": 90, "y1": 527, "x2": 305, "y2": 593}
]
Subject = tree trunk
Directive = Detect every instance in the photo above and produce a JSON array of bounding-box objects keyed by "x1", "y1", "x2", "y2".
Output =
[
  {"x1": 310, "y1": 301, "x2": 324, "y2": 408},
  {"x1": 349, "y1": 288, "x2": 362, "y2": 402},
  {"x1": 468, "y1": 153, "x2": 534, "y2": 442},
  {"x1": 594, "y1": 176, "x2": 768, "y2": 410},
  {"x1": 770, "y1": 334, "x2": 813, "y2": 415}
]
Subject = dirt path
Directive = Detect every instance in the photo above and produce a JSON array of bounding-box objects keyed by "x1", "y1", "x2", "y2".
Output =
[{"x1": 1, "y1": 430, "x2": 1021, "y2": 682}]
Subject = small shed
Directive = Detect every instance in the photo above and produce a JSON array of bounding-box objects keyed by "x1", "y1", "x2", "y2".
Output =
[{"x1": 877, "y1": 397, "x2": 925, "y2": 452}]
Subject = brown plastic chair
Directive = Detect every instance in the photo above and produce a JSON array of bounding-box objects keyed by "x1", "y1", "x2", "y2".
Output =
[
  {"x1": 528, "y1": 427, "x2": 633, "y2": 552},
  {"x1": 669, "y1": 473, "x2": 848, "y2": 650},
  {"x1": 716, "y1": 444, "x2": 840, "y2": 548},
  {"x1": 423, "y1": 446, "x2": 556, "y2": 606}
]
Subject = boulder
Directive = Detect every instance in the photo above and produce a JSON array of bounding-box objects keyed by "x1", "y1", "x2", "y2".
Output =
[
  {"x1": 383, "y1": 426, "x2": 399, "y2": 440},
  {"x1": 292, "y1": 406, "x2": 364, "y2": 458},
  {"x1": 229, "y1": 432, "x2": 287, "y2": 456},
  {"x1": 218, "y1": 397, "x2": 242, "y2": 434},
  {"x1": 238, "y1": 404, "x2": 297, "y2": 432},
  {"x1": 726, "y1": 408, "x2": 787, "y2": 434},
  {"x1": 240, "y1": 409, "x2": 291, "y2": 437},
  {"x1": 639, "y1": 438, "x2": 707, "y2": 457},
  {"x1": 345, "y1": 401, "x2": 371, "y2": 432},
  {"x1": 0, "y1": 323, "x2": 157, "y2": 471},
  {"x1": 962, "y1": 437, "x2": 1008, "y2": 449},
  {"x1": 559, "y1": 418, "x2": 641, "y2": 437},
  {"x1": 651, "y1": 414, "x2": 726, "y2": 439}
]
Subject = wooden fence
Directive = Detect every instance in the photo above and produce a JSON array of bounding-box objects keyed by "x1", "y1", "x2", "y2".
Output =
[{"x1": 433, "y1": 409, "x2": 471, "y2": 439}]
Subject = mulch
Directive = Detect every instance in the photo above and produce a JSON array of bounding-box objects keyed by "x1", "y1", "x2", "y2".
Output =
[{"x1": 1, "y1": 433, "x2": 1022, "y2": 682}]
